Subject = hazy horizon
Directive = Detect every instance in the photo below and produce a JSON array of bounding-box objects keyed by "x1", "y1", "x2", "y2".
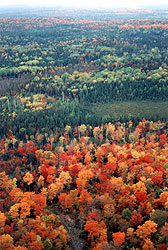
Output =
[{"x1": 0, "y1": 0, "x2": 168, "y2": 9}]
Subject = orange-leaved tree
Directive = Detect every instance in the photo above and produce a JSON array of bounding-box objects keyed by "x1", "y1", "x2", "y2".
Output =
[{"x1": 136, "y1": 220, "x2": 157, "y2": 239}]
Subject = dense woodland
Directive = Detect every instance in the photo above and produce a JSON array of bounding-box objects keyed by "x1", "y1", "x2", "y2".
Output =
[{"x1": 0, "y1": 7, "x2": 168, "y2": 250}]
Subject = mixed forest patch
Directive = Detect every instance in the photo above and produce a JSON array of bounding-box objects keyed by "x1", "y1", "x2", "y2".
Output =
[{"x1": 0, "y1": 15, "x2": 168, "y2": 138}]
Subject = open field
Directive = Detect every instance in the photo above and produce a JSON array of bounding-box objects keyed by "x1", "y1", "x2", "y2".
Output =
[{"x1": 88, "y1": 101, "x2": 168, "y2": 121}]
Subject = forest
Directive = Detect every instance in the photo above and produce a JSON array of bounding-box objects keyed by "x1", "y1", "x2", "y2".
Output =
[{"x1": 0, "y1": 7, "x2": 168, "y2": 250}]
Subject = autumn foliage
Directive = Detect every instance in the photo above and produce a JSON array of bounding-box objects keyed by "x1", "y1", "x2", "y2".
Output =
[{"x1": 0, "y1": 120, "x2": 168, "y2": 249}]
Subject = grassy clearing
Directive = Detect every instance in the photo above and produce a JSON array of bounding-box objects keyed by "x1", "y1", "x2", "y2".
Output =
[{"x1": 87, "y1": 101, "x2": 168, "y2": 121}]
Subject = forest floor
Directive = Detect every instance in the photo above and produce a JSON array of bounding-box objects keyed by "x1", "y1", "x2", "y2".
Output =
[{"x1": 48, "y1": 206, "x2": 90, "y2": 250}]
